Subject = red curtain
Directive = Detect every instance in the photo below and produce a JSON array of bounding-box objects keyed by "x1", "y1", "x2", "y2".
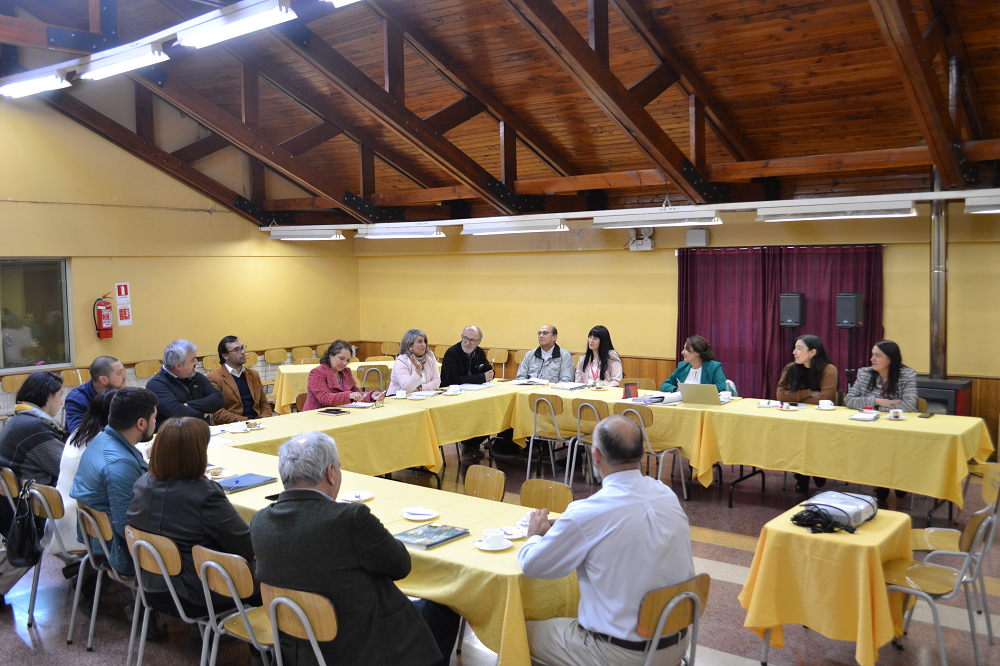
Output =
[{"x1": 676, "y1": 245, "x2": 884, "y2": 399}]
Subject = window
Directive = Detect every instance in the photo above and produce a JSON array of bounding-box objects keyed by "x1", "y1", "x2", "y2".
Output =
[{"x1": 1, "y1": 260, "x2": 70, "y2": 370}]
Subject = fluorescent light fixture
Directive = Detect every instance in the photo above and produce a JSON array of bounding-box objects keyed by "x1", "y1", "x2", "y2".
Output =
[
  {"x1": 176, "y1": 0, "x2": 296, "y2": 49},
  {"x1": 0, "y1": 73, "x2": 71, "y2": 98},
  {"x1": 78, "y1": 42, "x2": 169, "y2": 81},
  {"x1": 355, "y1": 224, "x2": 445, "y2": 240},
  {"x1": 756, "y1": 201, "x2": 916, "y2": 222},
  {"x1": 269, "y1": 227, "x2": 345, "y2": 241},
  {"x1": 964, "y1": 196, "x2": 1000, "y2": 215},
  {"x1": 461, "y1": 218, "x2": 570, "y2": 235},
  {"x1": 591, "y1": 207, "x2": 722, "y2": 229}
]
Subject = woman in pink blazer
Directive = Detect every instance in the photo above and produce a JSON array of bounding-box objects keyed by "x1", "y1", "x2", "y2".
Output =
[
  {"x1": 302, "y1": 340, "x2": 383, "y2": 410},
  {"x1": 387, "y1": 329, "x2": 441, "y2": 394}
]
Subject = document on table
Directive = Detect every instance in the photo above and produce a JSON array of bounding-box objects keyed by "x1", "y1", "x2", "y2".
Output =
[
  {"x1": 622, "y1": 392, "x2": 681, "y2": 406},
  {"x1": 342, "y1": 402, "x2": 376, "y2": 408},
  {"x1": 510, "y1": 378, "x2": 549, "y2": 385},
  {"x1": 551, "y1": 382, "x2": 587, "y2": 391},
  {"x1": 850, "y1": 411, "x2": 880, "y2": 421},
  {"x1": 410, "y1": 390, "x2": 443, "y2": 397},
  {"x1": 456, "y1": 383, "x2": 495, "y2": 391}
]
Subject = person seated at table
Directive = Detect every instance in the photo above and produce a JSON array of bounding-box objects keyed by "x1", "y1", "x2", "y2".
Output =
[
  {"x1": 303, "y1": 340, "x2": 383, "y2": 411},
  {"x1": 0, "y1": 371, "x2": 66, "y2": 537},
  {"x1": 146, "y1": 339, "x2": 223, "y2": 431},
  {"x1": 575, "y1": 325, "x2": 623, "y2": 387},
  {"x1": 441, "y1": 326, "x2": 494, "y2": 461},
  {"x1": 128, "y1": 416, "x2": 259, "y2": 619},
  {"x1": 65, "y1": 355, "x2": 128, "y2": 434},
  {"x1": 845, "y1": 340, "x2": 918, "y2": 502},
  {"x1": 777, "y1": 334, "x2": 838, "y2": 494},
  {"x1": 659, "y1": 335, "x2": 728, "y2": 393},
  {"x1": 387, "y1": 328, "x2": 441, "y2": 394},
  {"x1": 207, "y1": 335, "x2": 273, "y2": 424},
  {"x1": 1, "y1": 312, "x2": 36, "y2": 366},
  {"x1": 516, "y1": 324, "x2": 575, "y2": 384},
  {"x1": 251, "y1": 432, "x2": 460, "y2": 666},
  {"x1": 518, "y1": 414, "x2": 695, "y2": 666}
]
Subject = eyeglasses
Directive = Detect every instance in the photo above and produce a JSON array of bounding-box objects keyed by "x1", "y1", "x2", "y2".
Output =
[
  {"x1": 226, "y1": 346, "x2": 247, "y2": 354},
  {"x1": 461, "y1": 336, "x2": 481, "y2": 345},
  {"x1": 538, "y1": 331, "x2": 553, "y2": 336}
]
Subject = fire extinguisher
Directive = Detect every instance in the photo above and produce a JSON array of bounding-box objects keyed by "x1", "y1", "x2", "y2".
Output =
[{"x1": 94, "y1": 293, "x2": 113, "y2": 339}]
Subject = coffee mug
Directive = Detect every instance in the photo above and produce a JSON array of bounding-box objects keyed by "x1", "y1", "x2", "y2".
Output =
[
  {"x1": 482, "y1": 528, "x2": 505, "y2": 548},
  {"x1": 395, "y1": 390, "x2": 406, "y2": 399},
  {"x1": 230, "y1": 422, "x2": 248, "y2": 432},
  {"x1": 819, "y1": 399, "x2": 834, "y2": 409},
  {"x1": 719, "y1": 391, "x2": 732, "y2": 400},
  {"x1": 890, "y1": 408, "x2": 903, "y2": 419}
]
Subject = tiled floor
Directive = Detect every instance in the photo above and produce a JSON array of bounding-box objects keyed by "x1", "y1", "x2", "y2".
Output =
[{"x1": 2, "y1": 441, "x2": 997, "y2": 666}]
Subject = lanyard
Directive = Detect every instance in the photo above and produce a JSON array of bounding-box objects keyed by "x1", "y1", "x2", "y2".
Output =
[{"x1": 591, "y1": 360, "x2": 600, "y2": 381}]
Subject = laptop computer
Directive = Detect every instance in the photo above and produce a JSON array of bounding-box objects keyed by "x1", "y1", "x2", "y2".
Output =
[{"x1": 678, "y1": 383, "x2": 727, "y2": 405}]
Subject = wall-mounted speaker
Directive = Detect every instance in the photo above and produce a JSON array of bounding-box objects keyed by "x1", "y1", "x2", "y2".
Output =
[
  {"x1": 836, "y1": 292, "x2": 864, "y2": 328},
  {"x1": 779, "y1": 292, "x2": 804, "y2": 327}
]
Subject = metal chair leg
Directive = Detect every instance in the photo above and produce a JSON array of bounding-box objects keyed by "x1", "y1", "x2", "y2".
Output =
[
  {"x1": 26, "y1": 560, "x2": 41, "y2": 626},
  {"x1": 964, "y1": 583, "x2": 982, "y2": 666},
  {"x1": 456, "y1": 618, "x2": 467, "y2": 654},
  {"x1": 761, "y1": 627, "x2": 771, "y2": 665},
  {"x1": 86, "y1": 571, "x2": 105, "y2": 650},
  {"x1": 525, "y1": 435, "x2": 536, "y2": 480},
  {"x1": 979, "y1": 570, "x2": 995, "y2": 645}
]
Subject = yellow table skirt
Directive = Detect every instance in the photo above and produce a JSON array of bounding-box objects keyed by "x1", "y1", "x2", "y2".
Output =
[
  {"x1": 271, "y1": 362, "x2": 393, "y2": 415},
  {"x1": 212, "y1": 447, "x2": 579, "y2": 666},
  {"x1": 390, "y1": 384, "x2": 529, "y2": 447},
  {"x1": 739, "y1": 506, "x2": 911, "y2": 666}
]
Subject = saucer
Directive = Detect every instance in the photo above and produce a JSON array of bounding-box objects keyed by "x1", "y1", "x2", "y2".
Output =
[
  {"x1": 340, "y1": 491, "x2": 374, "y2": 502},
  {"x1": 501, "y1": 526, "x2": 527, "y2": 540},
  {"x1": 401, "y1": 507, "x2": 438, "y2": 521},
  {"x1": 888, "y1": 415, "x2": 906, "y2": 421},
  {"x1": 777, "y1": 406, "x2": 799, "y2": 411},
  {"x1": 407, "y1": 395, "x2": 427, "y2": 401},
  {"x1": 443, "y1": 391, "x2": 463, "y2": 396},
  {"x1": 474, "y1": 539, "x2": 513, "y2": 552},
  {"x1": 590, "y1": 386, "x2": 608, "y2": 391},
  {"x1": 816, "y1": 406, "x2": 836, "y2": 411},
  {"x1": 209, "y1": 469, "x2": 238, "y2": 480}
]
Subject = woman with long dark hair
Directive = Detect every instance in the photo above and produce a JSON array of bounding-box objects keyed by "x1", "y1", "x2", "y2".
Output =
[
  {"x1": 575, "y1": 325, "x2": 623, "y2": 387},
  {"x1": 776, "y1": 335, "x2": 839, "y2": 493},
  {"x1": 660, "y1": 335, "x2": 729, "y2": 393}
]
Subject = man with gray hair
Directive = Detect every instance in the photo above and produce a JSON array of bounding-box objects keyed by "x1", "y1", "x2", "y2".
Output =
[
  {"x1": 518, "y1": 415, "x2": 695, "y2": 666},
  {"x1": 251, "y1": 432, "x2": 460, "y2": 666},
  {"x1": 145, "y1": 339, "x2": 223, "y2": 431},
  {"x1": 441, "y1": 325, "x2": 495, "y2": 461}
]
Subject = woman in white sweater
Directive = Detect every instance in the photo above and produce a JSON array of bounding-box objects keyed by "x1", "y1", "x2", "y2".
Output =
[{"x1": 387, "y1": 328, "x2": 441, "y2": 394}]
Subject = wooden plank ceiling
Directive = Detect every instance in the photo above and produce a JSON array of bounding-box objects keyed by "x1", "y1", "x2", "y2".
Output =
[{"x1": 4, "y1": 0, "x2": 999, "y2": 224}]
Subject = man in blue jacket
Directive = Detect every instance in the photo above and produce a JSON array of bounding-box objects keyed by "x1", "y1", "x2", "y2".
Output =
[{"x1": 63, "y1": 356, "x2": 127, "y2": 434}]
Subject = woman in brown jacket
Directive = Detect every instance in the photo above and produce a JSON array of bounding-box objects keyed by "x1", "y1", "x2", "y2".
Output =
[{"x1": 776, "y1": 334, "x2": 839, "y2": 494}]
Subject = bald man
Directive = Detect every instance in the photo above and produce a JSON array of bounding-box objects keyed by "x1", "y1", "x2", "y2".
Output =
[
  {"x1": 518, "y1": 415, "x2": 695, "y2": 666},
  {"x1": 440, "y1": 325, "x2": 494, "y2": 460}
]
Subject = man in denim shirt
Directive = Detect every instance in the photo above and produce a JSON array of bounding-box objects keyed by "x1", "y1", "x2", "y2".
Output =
[{"x1": 71, "y1": 387, "x2": 158, "y2": 576}]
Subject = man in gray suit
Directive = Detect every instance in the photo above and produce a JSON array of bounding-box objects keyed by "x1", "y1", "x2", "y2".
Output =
[{"x1": 251, "y1": 432, "x2": 460, "y2": 666}]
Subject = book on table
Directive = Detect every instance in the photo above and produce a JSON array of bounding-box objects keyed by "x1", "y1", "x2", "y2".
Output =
[
  {"x1": 849, "y1": 411, "x2": 880, "y2": 421},
  {"x1": 551, "y1": 382, "x2": 587, "y2": 391},
  {"x1": 218, "y1": 473, "x2": 277, "y2": 494},
  {"x1": 395, "y1": 524, "x2": 470, "y2": 550},
  {"x1": 510, "y1": 378, "x2": 549, "y2": 385}
]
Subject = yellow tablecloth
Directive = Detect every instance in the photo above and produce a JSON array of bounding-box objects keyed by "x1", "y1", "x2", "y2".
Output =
[
  {"x1": 210, "y1": 447, "x2": 580, "y2": 666},
  {"x1": 270, "y1": 362, "x2": 394, "y2": 415},
  {"x1": 696, "y1": 401, "x2": 994, "y2": 505},
  {"x1": 220, "y1": 407, "x2": 443, "y2": 475},
  {"x1": 738, "y1": 506, "x2": 911, "y2": 666}
]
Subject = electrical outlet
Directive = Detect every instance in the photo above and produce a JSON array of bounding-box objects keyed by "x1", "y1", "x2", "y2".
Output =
[{"x1": 630, "y1": 237, "x2": 654, "y2": 251}]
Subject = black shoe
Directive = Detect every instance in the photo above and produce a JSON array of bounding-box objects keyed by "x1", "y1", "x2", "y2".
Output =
[
  {"x1": 875, "y1": 487, "x2": 890, "y2": 501},
  {"x1": 489, "y1": 439, "x2": 521, "y2": 456},
  {"x1": 795, "y1": 479, "x2": 808, "y2": 494},
  {"x1": 894, "y1": 489, "x2": 909, "y2": 499},
  {"x1": 461, "y1": 445, "x2": 484, "y2": 462},
  {"x1": 814, "y1": 477, "x2": 827, "y2": 488},
  {"x1": 62, "y1": 561, "x2": 81, "y2": 579}
]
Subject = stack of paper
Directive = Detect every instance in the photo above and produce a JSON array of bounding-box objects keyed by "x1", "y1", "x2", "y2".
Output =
[
  {"x1": 552, "y1": 382, "x2": 587, "y2": 391},
  {"x1": 849, "y1": 411, "x2": 880, "y2": 422},
  {"x1": 758, "y1": 400, "x2": 781, "y2": 408},
  {"x1": 457, "y1": 383, "x2": 494, "y2": 391},
  {"x1": 511, "y1": 378, "x2": 549, "y2": 385}
]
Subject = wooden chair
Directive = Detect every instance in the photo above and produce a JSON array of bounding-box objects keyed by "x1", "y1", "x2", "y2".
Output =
[
  {"x1": 245, "y1": 351, "x2": 260, "y2": 368},
  {"x1": 348, "y1": 356, "x2": 359, "y2": 363},
  {"x1": 194, "y1": 546, "x2": 274, "y2": 666},
  {"x1": 883, "y1": 495, "x2": 997, "y2": 666},
  {"x1": 637, "y1": 574, "x2": 711, "y2": 666},
  {"x1": 202, "y1": 355, "x2": 221, "y2": 371},
  {"x1": 614, "y1": 403, "x2": 689, "y2": 500},
  {"x1": 513, "y1": 350, "x2": 528, "y2": 365},
  {"x1": 61, "y1": 368, "x2": 85, "y2": 387},
  {"x1": 317, "y1": 344, "x2": 333, "y2": 357},
  {"x1": 567, "y1": 399, "x2": 610, "y2": 485},
  {"x1": 0, "y1": 467, "x2": 17, "y2": 510},
  {"x1": 291, "y1": 347, "x2": 313, "y2": 362},
  {"x1": 2, "y1": 373, "x2": 31, "y2": 394},
  {"x1": 525, "y1": 393, "x2": 573, "y2": 480},
  {"x1": 264, "y1": 349, "x2": 289, "y2": 379},
  {"x1": 485, "y1": 348, "x2": 509, "y2": 378},
  {"x1": 623, "y1": 377, "x2": 656, "y2": 391},
  {"x1": 134, "y1": 360, "x2": 161, "y2": 379},
  {"x1": 294, "y1": 393, "x2": 308, "y2": 413},
  {"x1": 262, "y1": 583, "x2": 338, "y2": 666},
  {"x1": 435, "y1": 345, "x2": 450, "y2": 359},
  {"x1": 520, "y1": 479, "x2": 573, "y2": 513},
  {"x1": 572, "y1": 353, "x2": 584, "y2": 368},
  {"x1": 465, "y1": 465, "x2": 506, "y2": 501},
  {"x1": 24, "y1": 483, "x2": 85, "y2": 627},
  {"x1": 294, "y1": 358, "x2": 320, "y2": 365},
  {"x1": 380, "y1": 341, "x2": 397, "y2": 355},
  {"x1": 126, "y1": 526, "x2": 211, "y2": 666},
  {"x1": 365, "y1": 355, "x2": 393, "y2": 362},
  {"x1": 919, "y1": 397, "x2": 929, "y2": 413},
  {"x1": 355, "y1": 365, "x2": 384, "y2": 392},
  {"x1": 68, "y1": 503, "x2": 138, "y2": 654}
]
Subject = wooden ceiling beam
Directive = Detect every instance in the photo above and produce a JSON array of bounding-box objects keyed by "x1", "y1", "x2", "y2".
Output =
[
  {"x1": 589, "y1": 0, "x2": 609, "y2": 66},
  {"x1": 689, "y1": 95, "x2": 705, "y2": 173},
  {"x1": 628, "y1": 62, "x2": 679, "y2": 109},
  {"x1": 869, "y1": 0, "x2": 973, "y2": 189},
  {"x1": 0, "y1": 14, "x2": 91, "y2": 53},
  {"x1": 129, "y1": 69, "x2": 400, "y2": 223},
  {"x1": 500, "y1": 0, "x2": 725, "y2": 204},
  {"x1": 42, "y1": 90, "x2": 270, "y2": 226},
  {"x1": 362, "y1": 0, "x2": 580, "y2": 178},
  {"x1": 278, "y1": 121, "x2": 343, "y2": 157},
  {"x1": 134, "y1": 82, "x2": 154, "y2": 143},
  {"x1": 501, "y1": 121, "x2": 516, "y2": 188},
  {"x1": 359, "y1": 144, "x2": 375, "y2": 202},
  {"x1": 382, "y1": 16, "x2": 403, "y2": 100},
  {"x1": 423, "y1": 96, "x2": 486, "y2": 135},
  {"x1": 171, "y1": 134, "x2": 229, "y2": 163},
  {"x1": 271, "y1": 20, "x2": 523, "y2": 215},
  {"x1": 241, "y1": 60, "x2": 265, "y2": 206}
]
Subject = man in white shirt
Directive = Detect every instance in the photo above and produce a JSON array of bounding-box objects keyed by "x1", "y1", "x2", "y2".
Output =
[{"x1": 518, "y1": 415, "x2": 696, "y2": 666}]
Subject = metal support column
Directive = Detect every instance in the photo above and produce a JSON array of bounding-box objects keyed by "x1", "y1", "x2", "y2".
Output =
[{"x1": 930, "y1": 169, "x2": 948, "y2": 380}]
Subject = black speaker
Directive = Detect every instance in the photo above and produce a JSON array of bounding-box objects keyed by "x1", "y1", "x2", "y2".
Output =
[
  {"x1": 779, "y1": 293, "x2": 804, "y2": 327},
  {"x1": 836, "y1": 292, "x2": 864, "y2": 328}
]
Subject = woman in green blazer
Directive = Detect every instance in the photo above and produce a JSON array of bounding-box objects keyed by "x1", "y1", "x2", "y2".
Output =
[{"x1": 660, "y1": 335, "x2": 729, "y2": 393}]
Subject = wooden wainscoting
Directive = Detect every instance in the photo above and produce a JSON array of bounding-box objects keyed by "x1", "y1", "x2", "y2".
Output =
[{"x1": 971, "y1": 378, "x2": 1000, "y2": 460}]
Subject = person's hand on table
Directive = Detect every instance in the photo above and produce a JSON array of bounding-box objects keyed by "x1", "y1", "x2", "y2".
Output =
[
  {"x1": 485, "y1": 369, "x2": 495, "y2": 382},
  {"x1": 371, "y1": 391, "x2": 384, "y2": 402},
  {"x1": 875, "y1": 398, "x2": 902, "y2": 408},
  {"x1": 349, "y1": 392, "x2": 362, "y2": 402},
  {"x1": 527, "y1": 509, "x2": 556, "y2": 538}
]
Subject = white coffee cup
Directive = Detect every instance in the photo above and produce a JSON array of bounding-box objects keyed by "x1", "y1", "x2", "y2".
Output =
[
  {"x1": 230, "y1": 422, "x2": 248, "y2": 432},
  {"x1": 395, "y1": 390, "x2": 406, "y2": 399},
  {"x1": 819, "y1": 399, "x2": 834, "y2": 409},
  {"x1": 482, "y1": 528, "x2": 505, "y2": 548},
  {"x1": 719, "y1": 391, "x2": 732, "y2": 400},
  {"x1": 797, "y1": 403, "x2": 807, "y2": 409},
  {"x1": 890, "y1": 408, "x2": 903, "y2": 419}
]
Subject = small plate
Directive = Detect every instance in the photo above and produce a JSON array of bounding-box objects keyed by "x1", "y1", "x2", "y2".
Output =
[
  {"x1": 501, "y1": 526, "x2": 527, "y2": 540},
  {"x1": 443, "y1": 391, "x2": 463, "y2": 396},
  {"x1": 407, "y1": 395, "x2": 427, "y2": 401},
  {"x1": 887, "y1": 415, "x2": 907, "y2": 421},
  {"x1": 590, "y1": 386, "x2": 608, "y2": 391},
  {"x1": 401, "y1": 508, "x2": 438, "y2": 521},
  {"x1": 816, "y1": 406, "x2": 836, "y2": 411},
  {"x1": 475, "y1": 539, "x2": 513, "y2": 552},
  {"x1": 777, "y1": 406, "x2": 799, "y2": 411},
  {"x1": 208, "y1": 469, "x2": 238, "y2": 480},
  {"x1": 341, "y1": 491, "x2": 374, "y2": 502}
]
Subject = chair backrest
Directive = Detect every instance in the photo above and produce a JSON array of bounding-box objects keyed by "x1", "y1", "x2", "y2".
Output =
[
  {"x1": 918, "y1": 397, "x2": 928, "y2": 413},
  {"x1": 725, "y1": 378, "x2": 739, "y2": 397},
  {"x1": 435, "y1": 345, "x2": 450, "y2": 358},
  {"x1": 380, "y1": 342, "x2": 397, "y2": 355},
  {"x1": 572, "y1": 353, "x2": 583, "y2": 367},
  {"x1": 265, "y1": 349, "x2": 288, "y2": 365},
  {"x1": 637, "y1": 573, "x2": 711, "y2": 639},
  {"x1": 262, "y1": 582, "x2": 338, "y2": 642},
  {"x1": 291, "y1": 347, "x2": 313, "y2": 361},
  {"x1": 61, "y1": 369, "x2": 85, "y2": 387},
  {"x1": 623, "y1": 377, "x2": 656, "y2": 391},
  {"x1": 486, "y1": 348, "x2": 508, "y2": 364},
  {"x1": 349, "y1": 356, "x2": 359, "y2": 363},
  {"x1": 572, "y1": 398, "x2": 609, "y2": 424},
  {"x1": 981, "y1": 464, "x2": 1000, "y2": 507},
  {"x1": 295, "y1": 358, "x2": 320, "y2": 365},
  {"x1": 1, "y1": 373, "x2": 30, "y2": 394},
  {"x1": 295, "y1": 393, "x2": 308, "y2": 413},
  {"x1": 529, "y1": 392, "x2": 563, "y2": 417},
  {"x1": 245, "y1": 351, "x2": 259, "y2": 367},
  {"x1": 465, "y1": 465, "x2": 506, "y2": 501},
  {"x1": 125, "y1": 525, "x2": 183, "y2": 577},
  {"x1": 28, "y1": 482, "x2": 64, "y2": 520},
  {"x1": 959, "y1": 505, "x2": 994, "y2": 553},
  {"x1": 78, "y1": 502, "x2": 114, "y2": 541},
  {"x1": 613, "y1": 402, "x2": 654, "y2": 427},
  {"x1": 193, "y1": 545, "x2": 255, "y2": 599},
  {"x1": 366, "y1": 355, "x2": 393, "y2": 361},
  {"x1": 0, "y1": 467, "x2": 18, "y2": 508},
  {"x1": 520, "y1": 479, "x2": 573, "y2": 513},
  {"x1": 317, "y1": 344, "x2": 333, "y2": 356},
  {"x1": 134, "y1": 360, "x2": 162, "y2": 379},
  {"x1": 203, "y1": 355, "x2": 221, "y2": 371},
  {"x1": 356, "y1": 366, "x2": 384, "y2": 392},
  {"x1": 513, "y1": 350, "x2": 527, "y2": 365}
]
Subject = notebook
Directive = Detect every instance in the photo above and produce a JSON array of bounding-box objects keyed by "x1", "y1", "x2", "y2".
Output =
[
  {"x1": 218, "y1": 473, "x2": 277, "y2": 494},
  {"x1": 850, "y1": 411, "x2": 880, "y2": 422},
  {"x1": 394, "y1": 524, "x2": 470, "y2": 550}
]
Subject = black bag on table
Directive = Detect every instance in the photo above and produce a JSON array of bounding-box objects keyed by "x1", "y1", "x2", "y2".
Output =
[{"x1": 6, "y1": 479, "x2": 42, "y2": 569}]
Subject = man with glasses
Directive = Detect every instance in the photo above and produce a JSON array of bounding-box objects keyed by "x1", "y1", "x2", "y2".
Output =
[
  {"x1": 441, "y1": 325, "x2": 494, "y2": 461},
  {"x1": 207, "y1": 335, "x2": 273, "y2": 424}
]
